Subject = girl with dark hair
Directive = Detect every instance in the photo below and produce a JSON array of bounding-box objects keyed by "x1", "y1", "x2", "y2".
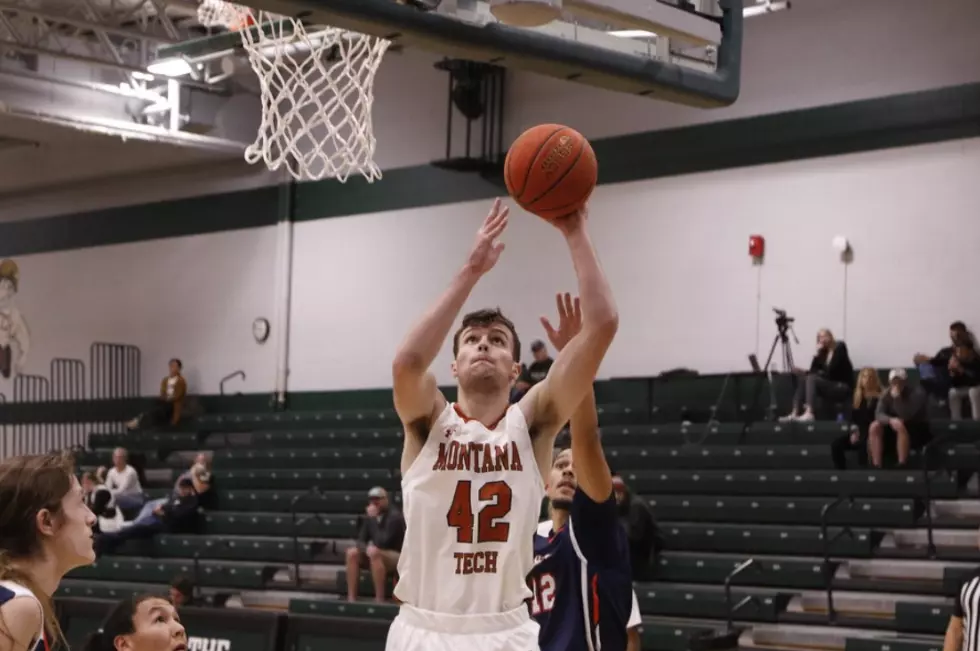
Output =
[
  {"x1": 83, "y1": 595, "x2": 187, "y2": 651},
  {"x1": 0, "y1": 453, "x2": 97, "y2": 651}
]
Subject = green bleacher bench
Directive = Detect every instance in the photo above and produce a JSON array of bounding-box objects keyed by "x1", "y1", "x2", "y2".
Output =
[
  {"x1": 203, "y1": 511, "x2": 360, "y2": 538},
  {"x1": 646, "y1": 495, "x2": 920, "y2": 527},
  {"x1": 289, "y1": 598, "x2": 399, "y2": 620},
  {"x1": 334, "y1": 570, "x2": 396, "y2": 598},
  {"x1": 211, "y1": 489, "x2": 399, "y2": 513},
  {"x1": 600, "y1": 423, "x2": 742, "y2": 448},
  {"x1": 659, "y1": 522, "x2": 874, "y2": 557},
  {"x1": 74, "y1": 450, "x2": 179, "y2": 470},
  {"x1": 607, "y1": 445, "x2": 832, "y2": 470},
  {"x1": 894, "y1": 602, "x2": 953, "y2": 635},
  {"x1": 600, "y1": 421, "x2": 848, "y2": 448},
  {"x1": 651, "y1": 376, "x2": 737, "y2": 422},
  {"x1": 634, "y1": 584, "x2": 787, "y2": 621},
  {"x1": 197, "y1": 410, "x2": 400, "y2": 431},
  {"x1": 113, "y1": 534, "x2": 327, "y2": 563},
  {"x1": 88, "y1": 432, "x2": 200, "y2": 452},
  {"x1": 593, "y1": 403, "x2": 647, "y2": 425},
  {"x1": 57, "y1": 579, "x2": 168, "y2": 601},
  {"x1": 250, "y1": 429, "x2": 404, "y2": 449},
  {"x1": 213, "y1": 448, "x2": 398, "y2": 470},
  {"x1": 653, "y1": 553, "x2": 830, "y2": 590},
  {"x1": 220, "y1": 468, "x2": 396, "y2": 491},
  {"x1": 626, "y1": 469, "x2": 956, "y2": 498},
  {"x1": 942, "y1": 566, "x2": 977, "y2": 596},
  {"x1": 638, "y1": 620, "x2": 728, "y2": 651},
  {"x1": 68, "y1": 557, "x2": 274, "y2": 589},
  {"x1": 845, "y1": 637, "x2": 942, "y2": 651},
  {"x1": 88, "y1": 432, "x2": 125, "y2": 448}
]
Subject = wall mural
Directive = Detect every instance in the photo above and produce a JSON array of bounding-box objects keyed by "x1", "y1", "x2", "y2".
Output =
[{"x1": 0, "y1": 259, "x2": 29, "y2": 379}]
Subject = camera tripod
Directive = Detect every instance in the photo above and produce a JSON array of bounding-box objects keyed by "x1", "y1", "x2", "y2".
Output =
[{"x1": 747, "y1": 309, "x2": 800, "y2": 422}]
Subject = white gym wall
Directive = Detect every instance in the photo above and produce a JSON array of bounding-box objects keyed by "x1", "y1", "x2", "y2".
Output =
[{"x1": 288, "y1": 137, "x2": 980, "y2": 389}]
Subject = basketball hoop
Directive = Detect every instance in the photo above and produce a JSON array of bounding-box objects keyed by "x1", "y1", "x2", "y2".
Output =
[{"x1": 195, "y1": 1, "x2": 390, "y2": 183}]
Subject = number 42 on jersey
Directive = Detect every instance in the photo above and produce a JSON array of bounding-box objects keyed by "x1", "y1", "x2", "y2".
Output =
[{"x1": 446, "y1": 479, "x2": 513, "y2": 576}]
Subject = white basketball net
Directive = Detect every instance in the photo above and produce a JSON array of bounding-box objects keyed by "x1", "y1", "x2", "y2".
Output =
[{"x1": 197, "y1": 1, "x2": 390, "y2": 183}]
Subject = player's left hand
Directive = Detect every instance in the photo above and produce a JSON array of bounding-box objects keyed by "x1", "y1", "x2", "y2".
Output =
[{"x1": 541, "y1": 293, "x2": 582, "y2": 352}]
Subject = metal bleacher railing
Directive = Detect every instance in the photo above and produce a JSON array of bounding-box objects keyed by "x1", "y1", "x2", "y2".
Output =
[
  {"x1": 820, "y1": 495, "x2": 855, "y2": 623},
  {"x1": 0, "y1": 342, "x2": 141, "y2": 460},
  {"x1": 724, "y1": 557, "x2": 762, "y2": 632},
  {"x1": 220, "y1": 370, "x2": 246, "y2": 395}
]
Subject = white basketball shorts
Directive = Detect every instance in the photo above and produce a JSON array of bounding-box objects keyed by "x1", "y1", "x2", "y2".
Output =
[{"x1": 385, "y1": 604, "x2": 540, "y2": 651}]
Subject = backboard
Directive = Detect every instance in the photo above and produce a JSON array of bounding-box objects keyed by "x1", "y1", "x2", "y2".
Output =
[{"x1": 159, "y1": 0, "x2": 744, "y2": 108}]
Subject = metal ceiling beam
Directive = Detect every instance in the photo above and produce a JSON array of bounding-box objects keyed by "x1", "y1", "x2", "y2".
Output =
[{"x1": 0, "y1": 1, "x2": 179, "y2": 44}]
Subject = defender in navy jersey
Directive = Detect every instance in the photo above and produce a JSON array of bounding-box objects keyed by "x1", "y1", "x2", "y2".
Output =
[
  {"x1": 525, "y1": 296, "x2": 633, "y2": 651},
  {"x1": 531, "y1": 450, "x2": 633, "y2": 651}
]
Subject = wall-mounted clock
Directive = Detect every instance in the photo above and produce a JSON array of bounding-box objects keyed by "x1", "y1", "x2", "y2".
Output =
[{"x1": 252, "y1": 317, "x2": 270, "y2": 344}]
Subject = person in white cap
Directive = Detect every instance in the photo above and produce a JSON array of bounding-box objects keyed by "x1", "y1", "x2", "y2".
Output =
[
  {"x1": 868, "y1": 369, "x2": 930, "y2": 467},
  {"x1": 345, "y1": 486, "x2": 405, "y2": 603}
]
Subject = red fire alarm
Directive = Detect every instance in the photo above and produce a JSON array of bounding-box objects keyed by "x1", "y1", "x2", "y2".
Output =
[{"x1": 749, "y1": 234, "x2": 765, "y2": 260}]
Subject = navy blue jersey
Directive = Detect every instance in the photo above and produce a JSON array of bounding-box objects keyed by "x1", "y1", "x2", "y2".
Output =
[
  {"x1": 529, "y1": 489, "x2": 633, "y2": 651},
  {"x1": 0, "y1": 581, "x2": 45, "y2": 651}
]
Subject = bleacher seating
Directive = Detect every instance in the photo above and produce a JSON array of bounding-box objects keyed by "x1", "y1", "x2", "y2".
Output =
[{"x1": 63, "y1": 373, "x2": 980, "y2": 651}]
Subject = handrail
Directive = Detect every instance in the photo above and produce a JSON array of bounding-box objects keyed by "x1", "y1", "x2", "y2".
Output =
[
  {"x1": 724, "y1": 557, "x2": 761, "y2": 632},
  {"x1": 290, "y1": 486, "x2": 323, "y2": 587},
  {"x1": 219, "y1": 370, "x2": 246, "y2": 396},
  {"x1": 921, "y1": 427, "x2": 978, "y2": 557},
  {"x1": 819, "y1": 495, "x2": 854, "y2": 623}
]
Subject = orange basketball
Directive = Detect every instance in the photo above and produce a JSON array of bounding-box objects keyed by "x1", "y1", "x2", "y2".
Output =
[{"x1": 504, "y1": 124, "x2": 597, "y2": 221}]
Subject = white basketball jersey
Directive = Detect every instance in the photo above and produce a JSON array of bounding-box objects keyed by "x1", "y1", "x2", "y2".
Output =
[{"x1": 394, "y1": 402, "x2": 545, "y2": 614}]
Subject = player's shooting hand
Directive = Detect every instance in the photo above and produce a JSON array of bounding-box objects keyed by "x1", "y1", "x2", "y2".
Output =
[
  {"x1": 541, "y1": 293, "x2": 582, "y2": 352},
  {"x1": 552, "y1": 204, "x2": 588, "y2": 237},
  {"x1": 466, "y1": 198, "x2": 509, "y2": 275}
]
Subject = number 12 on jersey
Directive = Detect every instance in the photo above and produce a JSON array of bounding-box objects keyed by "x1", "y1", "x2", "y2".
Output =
[{"x1": 446, "y1": 480, "x2": 513, "y2": 543}]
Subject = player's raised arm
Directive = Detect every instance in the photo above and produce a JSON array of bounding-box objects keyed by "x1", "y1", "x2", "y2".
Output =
[
  {"x1": 392, "y1": 199, "x2": 509, "y2": 430},
  {"x1": 521, "y1": 205, "x2": 619, "y2": 443},
  {"x1": 541, "y1": 294, "x2": 612, "y2": 503}
]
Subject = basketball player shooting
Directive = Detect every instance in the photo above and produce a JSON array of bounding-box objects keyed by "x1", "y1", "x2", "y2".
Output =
[
  {"x1": 387, "y1": 198, "x2": 618, "y2": 651},
  {"x1": 529, "y1": 295, "x2": 636, "y2": 651}
]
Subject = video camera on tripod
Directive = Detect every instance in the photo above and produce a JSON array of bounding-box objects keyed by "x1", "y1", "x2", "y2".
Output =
[
  {"x1": 773, "y1": 307, "x2": 794, "y2": 332},
  {"x1": 745, "y1": 307, "x2": 801, "y2": 421}
]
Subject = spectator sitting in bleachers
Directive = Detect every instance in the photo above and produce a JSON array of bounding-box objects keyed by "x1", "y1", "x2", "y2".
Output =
[
  {"x1": 81, "y1": 470, "x2": 113, "y2": 524},
  {"x1": 126, "y1": 358, "x2": 187, "y2": 430},
  {"x1": 95, "y1": 477, "x2": 200, "y2": 556},
  {"x1": 104, "y1": 447, "x2": 144, "y2": 514},
  {"x1": 868, "y1": 369, "x2": 930, "y2": 468},
  {"x1": 169, "y1": 575, "x2": 197, "y2": 607},
  {"x1": 612, "y1": 473, "x2": 659, "y2": 581},
  {"x1": 830, "y1": 367, "x2": 881, "y2": 470},
  {"x1": 781, "y1": 328, "x2": 854, "y2": 422},
  {"x1": 133, "y1": 453, "x2": 213, "y2": 522},
  {"x1": 345, "y1": 486, "x2": 405, "y2": 603},
  {"x1": 913, "y1": 320, "x2": 972, "y2": 401},
  {"x1": 512, "y1": 340, "x2": 554, "y2": 402},
  {"x1": 948, "y1": 342, "x2": 980, "y2": 421}
]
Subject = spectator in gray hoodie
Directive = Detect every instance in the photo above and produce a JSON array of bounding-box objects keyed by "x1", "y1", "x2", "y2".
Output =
[{"x1": 868, "y1": 369, "x2": 930, "y2": 468}]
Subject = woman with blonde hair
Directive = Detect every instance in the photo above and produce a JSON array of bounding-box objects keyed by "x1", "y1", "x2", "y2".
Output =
[
  {"x1": 781, "y1": 328, "x2": 855, "y2": 422},
  {"x1": 830, "y1": 368, "x2": 882, "y2": 469}
]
